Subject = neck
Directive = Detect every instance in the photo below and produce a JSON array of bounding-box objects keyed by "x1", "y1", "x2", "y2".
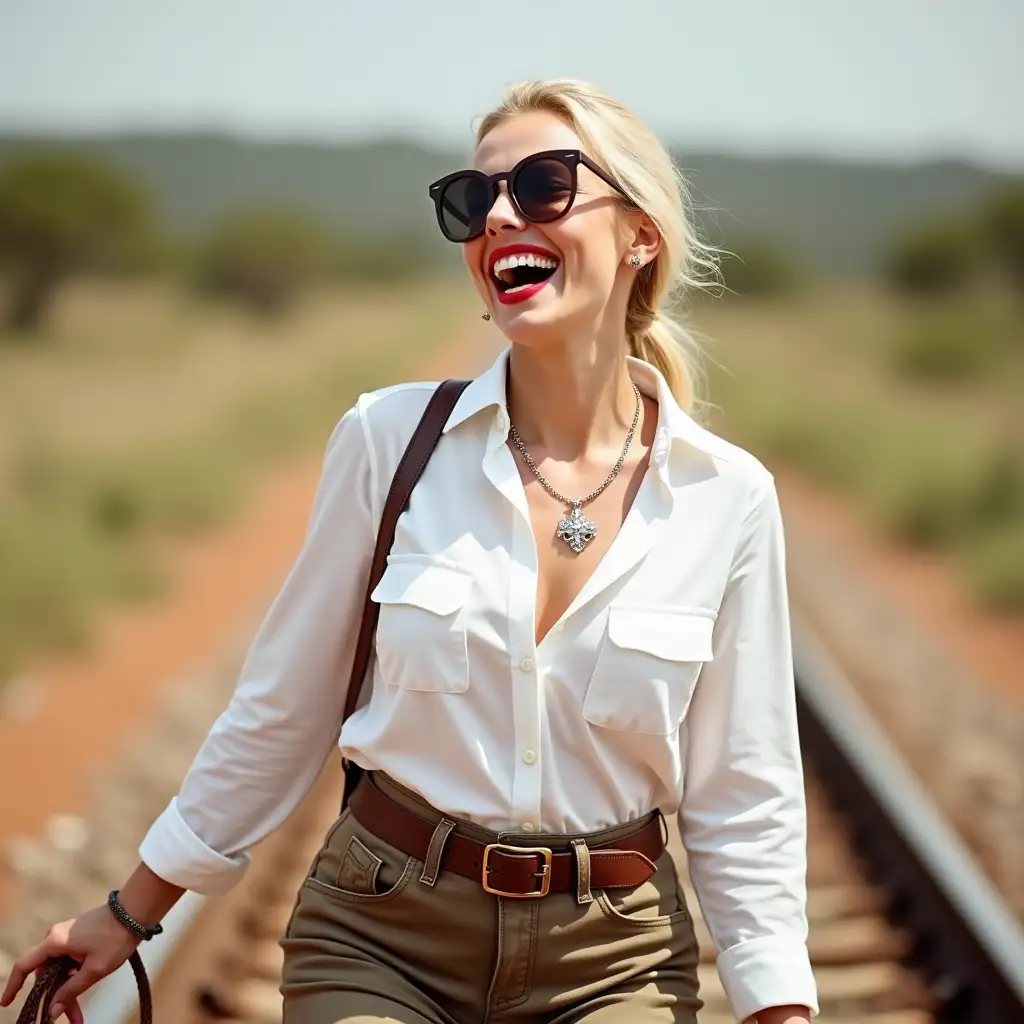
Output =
[{"x1": 505, "y1": 333, "x2": 639, "y2": 461}]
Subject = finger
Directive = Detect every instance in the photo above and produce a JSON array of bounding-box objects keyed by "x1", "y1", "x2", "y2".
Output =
[
  {"x1": 64, "y1": 995, "x2": 85, "y2": 1024},
  {"x1": 60, "y1": 969, "x2": 84, "y2": 1024},
  {"x1": 49, "y1": 963, "x2": 105, "y2": 1017},
  {"x1": 0, "y1": 941, "x2": 57, "y2": 1006}
]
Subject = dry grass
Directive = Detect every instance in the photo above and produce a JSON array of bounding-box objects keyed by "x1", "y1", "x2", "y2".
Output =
[
  {"x1": 0, "y1": 277, "x2": 476, "y2": 682},
  {"x1": 0, "y1": 279, "x2": 473, "y2": 497},
  {"x1": 694, "y1": 284, "x2": 1024, "y2": 610}
]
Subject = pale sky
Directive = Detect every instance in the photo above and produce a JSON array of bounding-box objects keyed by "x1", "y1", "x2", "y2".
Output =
[{"x1": 1, "y1": 0, "x2": 1022, "y2": 168}]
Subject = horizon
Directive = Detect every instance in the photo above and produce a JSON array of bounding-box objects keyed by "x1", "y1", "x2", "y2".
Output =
[
  {"x1": 0, "y1": 124, "x2": 1013, "y2": 175},
  {"x1": 1, "y1": 1, "x2": 1022, "y2": 173}
]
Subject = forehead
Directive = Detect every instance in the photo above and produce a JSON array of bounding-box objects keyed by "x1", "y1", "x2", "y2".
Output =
[{"x1": 474, "y1": 110, "x2": 581, "y2": 173}]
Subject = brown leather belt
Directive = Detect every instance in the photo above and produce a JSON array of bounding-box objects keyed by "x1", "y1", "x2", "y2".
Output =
[{"x1": 348, "y1": 776, "x2": 664, "y2": 899}]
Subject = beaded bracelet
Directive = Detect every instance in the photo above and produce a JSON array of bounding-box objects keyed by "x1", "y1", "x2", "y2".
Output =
[{"x1": 107, "y1": 889, "x2": 164, "y2": 941}]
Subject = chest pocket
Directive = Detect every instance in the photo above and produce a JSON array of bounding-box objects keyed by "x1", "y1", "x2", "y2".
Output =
[
  {"x1": 583, "y1": 605, "x2": 715, "y2": 735},
  {"x1": 371, "y1": 557, "x2": 472, "y2": 693}
]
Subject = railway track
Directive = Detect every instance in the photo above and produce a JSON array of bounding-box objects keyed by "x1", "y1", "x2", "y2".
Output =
[{"x1": 73, "y1": 620, "x2": 1024, "y2": 1024}]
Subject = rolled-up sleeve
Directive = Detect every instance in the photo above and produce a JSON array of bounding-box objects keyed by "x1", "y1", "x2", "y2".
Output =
[
  {"x1": 679, "y1": 476, "x2": 818, "y2": 1021},
  {"x1": 139, "y1": 402, "x2": 376, "y2": 894}
]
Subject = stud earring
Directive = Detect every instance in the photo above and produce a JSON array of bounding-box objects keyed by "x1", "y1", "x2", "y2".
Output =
[
  {"x1": 628, "y1": 254, "x2": 643, "y2": 268},
  {"x1": 481, "y1": 311, "x2": 491, "y2": 321}
]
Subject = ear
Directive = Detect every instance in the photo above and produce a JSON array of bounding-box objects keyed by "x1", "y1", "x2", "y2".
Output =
[{"x1": 624, "y1": 209, "x2": 662, "y2": 268}]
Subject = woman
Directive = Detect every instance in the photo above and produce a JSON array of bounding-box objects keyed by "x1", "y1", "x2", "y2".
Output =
[{"x1": 2, "y1": 80, "x2": 817, "y2": 1023}]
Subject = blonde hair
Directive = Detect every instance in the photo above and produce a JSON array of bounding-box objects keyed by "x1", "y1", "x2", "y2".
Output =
[{"x1": 477, "y1": 79, "x2": 717, "y2": 414}]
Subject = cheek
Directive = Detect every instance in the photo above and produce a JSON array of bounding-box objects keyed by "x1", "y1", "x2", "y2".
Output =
[
  {"x1": 462, "y1": 240, "x2": 485, "y2": 277},
  {"x1": 562, "y1": 244, "x2": 618, "y2": 298},
  {"x1": 551, "y1": 221, "x2": 618, "y2": 294},
  {"x1": 461, "y1": 242, "x2": 491, "y2": 300}
]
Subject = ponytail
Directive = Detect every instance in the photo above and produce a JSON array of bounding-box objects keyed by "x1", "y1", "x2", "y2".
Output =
[
  {"x1": 627, "y1": 313, "x2": 703, "y2": 415},
  {"x1": 625, "y1": 243, "x2": 709, "y2": 417}
]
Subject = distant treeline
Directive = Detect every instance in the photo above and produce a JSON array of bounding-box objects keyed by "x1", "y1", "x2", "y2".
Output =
[
  {"x1": 0, "y1": 150, "x2": 435, "y2": 330},
  {"x1": 0, "y1": 137, "x2": 1021, "y2": 328},
  {"x1": 721, "y1": 179, "x2": 1024, "y2": 299},
  {"x1": 1, "y1": 131, "x2": 1016, "y2": 268}
]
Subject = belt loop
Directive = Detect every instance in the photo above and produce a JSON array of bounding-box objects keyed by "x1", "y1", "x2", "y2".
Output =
[
  {"x1": 570, "y1": 838, "x2": 593, "y2": 905},
  {"x1": 419, "y1": 817, "x2": 456, "y2": 887}
]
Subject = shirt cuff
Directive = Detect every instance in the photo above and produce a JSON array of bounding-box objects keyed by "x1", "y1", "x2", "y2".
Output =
[
  {"x1": 138, "y1": 798, "x2": 251, "y2": 895},
  {"x1": 716, "y1": 935, "x2": 819, "y2": 1021}
]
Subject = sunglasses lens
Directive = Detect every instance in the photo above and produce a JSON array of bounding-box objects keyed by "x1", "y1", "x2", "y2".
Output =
[
  {"x1": 438, "y1": 174, "x2": 491, "y2": 241},
  {"x1": 514, "y1": 157, "x2": 574, "y2": 222}
]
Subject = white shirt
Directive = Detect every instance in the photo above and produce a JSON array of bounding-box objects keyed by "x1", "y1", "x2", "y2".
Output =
[{"x1": 140, "y1": 348, "x2": 818, "y2": 1021}]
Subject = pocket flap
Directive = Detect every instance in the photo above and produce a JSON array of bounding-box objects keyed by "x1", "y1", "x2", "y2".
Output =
[
  {"x1": 607, "y1": 606, "x2": 715, "y2": 662},
  {"x1": 370, "y1": 560, "x2": 470, "y2": 616}
]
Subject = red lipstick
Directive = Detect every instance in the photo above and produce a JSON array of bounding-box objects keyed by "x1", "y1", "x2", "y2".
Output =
[{"x1": 487, "y1": 244, "x2": 561, "y2": 306}]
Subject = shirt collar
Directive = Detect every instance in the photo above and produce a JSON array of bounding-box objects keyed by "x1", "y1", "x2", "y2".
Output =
[{"x1": 443, "y1": 346, "x2": 733, "y2": 466}]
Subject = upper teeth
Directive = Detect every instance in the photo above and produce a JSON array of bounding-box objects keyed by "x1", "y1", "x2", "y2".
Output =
[{"x1": 492, "y1": 254, "x2": 559, "y2": 275}]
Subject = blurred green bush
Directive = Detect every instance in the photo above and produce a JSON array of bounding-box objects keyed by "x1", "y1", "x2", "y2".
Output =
[
  {"x1": 882, "y1": 178, "x2": 1024, "y2": 299},
  {"x1": 884, "y1": 218, "x2": 981, "y2": 295},
  {"x1": 745, "y1": 387, "x2": 1024, "y2": 555},
  {"x1": 982, "y1": 183, "x2": 1024, "y2": 295},
  {"x1": 0, "y1": 506, "x2": 163, "y2": 682},
  {"x1": 888, "y1": 311, "x2": 993, "y2": 383},
  {"x1": 193, "y1": 207, "x2": 336, "y2": 315},
  {"x1": 964, "y1": 522, "x2": 1024, "y2": 611},
  {"x1": 0, "y1": 152, "x2": 154, "y2": 331},
  {"x1": 865, "y1": 437, "x2": 1023, "y2": 550},
  {"x1": 192, "y1": 208, "x2": 433, "y2": 315},
  {"x1": 719, "y1": 239, "x2": 801, "y2": 297}
]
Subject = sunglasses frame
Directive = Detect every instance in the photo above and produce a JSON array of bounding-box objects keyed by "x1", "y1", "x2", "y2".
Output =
[{"x1": 428, "y1": 149, "x2": 631, "y2": 243}]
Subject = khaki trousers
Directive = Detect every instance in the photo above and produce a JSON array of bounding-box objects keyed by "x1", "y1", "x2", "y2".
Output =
[{"x1": 280, "y1": 773, "x2": 702, "y2": 1023}]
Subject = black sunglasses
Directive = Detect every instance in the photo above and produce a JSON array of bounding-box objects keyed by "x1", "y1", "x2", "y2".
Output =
[{"x1": 428, "y1": 149, "x2": 631, "y2": 244}]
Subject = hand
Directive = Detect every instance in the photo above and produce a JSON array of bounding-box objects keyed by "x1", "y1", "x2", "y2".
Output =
[{"x1": 0, "y1": 904, "x2": 141, "y2": 1023}]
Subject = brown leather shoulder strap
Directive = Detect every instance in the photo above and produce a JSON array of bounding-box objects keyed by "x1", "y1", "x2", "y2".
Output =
[{"x1": 341, "y1": 378, "x2": 470, "y2": 726}]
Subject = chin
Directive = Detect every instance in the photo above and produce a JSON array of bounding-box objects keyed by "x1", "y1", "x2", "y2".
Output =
[
  {"x1": 493, "y1": 291, "x2": 574, "y2": 349},
  {"x1": 497, "y1": 312, "x2": 563, "y2": 350}
]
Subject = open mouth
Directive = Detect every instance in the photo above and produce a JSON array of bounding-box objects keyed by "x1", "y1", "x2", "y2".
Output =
[{"x1": 488, "y1": 246, "x2": 560, "y2": 304}]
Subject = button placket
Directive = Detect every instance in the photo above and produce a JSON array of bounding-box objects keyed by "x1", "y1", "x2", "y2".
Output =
[{"x1": 507, "y1": 515, "x2": 543, "y2": 834}]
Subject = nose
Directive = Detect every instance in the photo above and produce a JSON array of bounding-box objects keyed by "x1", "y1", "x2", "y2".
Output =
[{"x1": 485, "y1": 181, "x2": 523, "y2": 236}]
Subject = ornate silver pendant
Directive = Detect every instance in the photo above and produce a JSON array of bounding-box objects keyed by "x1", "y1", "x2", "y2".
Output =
[{"x1": 556, "y1": 502, "x2": 597, "y2": 553}]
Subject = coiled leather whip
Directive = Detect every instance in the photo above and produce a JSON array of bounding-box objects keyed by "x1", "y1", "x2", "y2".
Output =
[{"x1": 15, "y1": 951, "x2": 151, "y2": 1024}]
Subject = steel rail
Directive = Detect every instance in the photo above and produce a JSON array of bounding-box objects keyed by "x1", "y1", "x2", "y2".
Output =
[{"x1": 793, "y1": 617, "x2": 1024, "y2": 1022}]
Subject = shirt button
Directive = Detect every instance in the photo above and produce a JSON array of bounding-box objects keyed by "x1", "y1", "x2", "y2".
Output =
[
  {"x1": 496, "y1": 410, "x2": 509, "y2": 430},
  {"x1": 519, "y1": 657, "x2": 535, "y2": 672},
  {"x1": 521, "y1": 821, "x2": 536, "y2": 832},
  {"x1": 522, "y1": 749, "x2": 537, "y2": 764},
  {"x1": 554, "y1": 621, "x2": 566, "y2": 633}
]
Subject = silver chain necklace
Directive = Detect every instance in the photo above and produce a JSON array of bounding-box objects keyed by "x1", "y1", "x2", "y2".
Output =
[{"x1": 507, "y1": 384, "x2": 641, "y2": 553}]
